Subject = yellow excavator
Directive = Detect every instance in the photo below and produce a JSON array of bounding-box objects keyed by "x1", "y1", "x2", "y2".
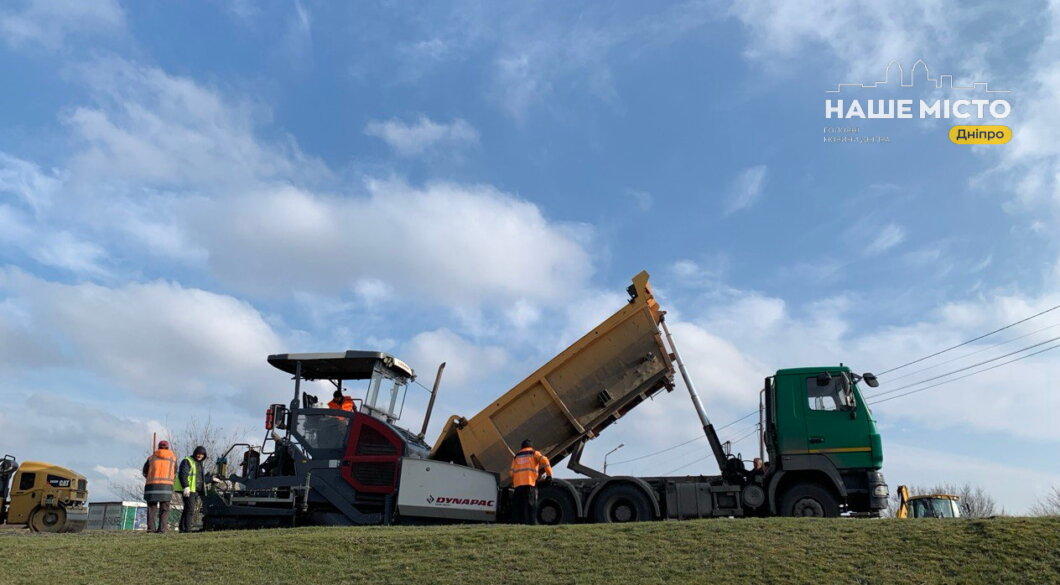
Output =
[
  {"x1": 896, "y1": 485, "x2": 962, "y2": 518},
  {"x1": 1, "y1": 454, "x2": 89, "y2": 532}
]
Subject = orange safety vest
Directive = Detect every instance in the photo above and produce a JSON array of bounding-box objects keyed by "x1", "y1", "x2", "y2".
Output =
[
  {"x1": 328, "y1": 396, "x2": 354, "y2": 411},
  {"x1": 510, "y1": 448, "x2": 552, "y2": 487},
  {"x1": 146, "y1": 449, "x2": 177, "y2": 485}
]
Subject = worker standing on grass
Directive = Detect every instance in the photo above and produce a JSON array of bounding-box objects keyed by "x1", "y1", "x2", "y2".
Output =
[
  {"x1": 328, "y1": 389, "x2": 354, "y2": 411},
  {"x1": 174, "y1": 446, "x2": 207, "y2": 533},
  {"x1": 510, "y1": 439, "x2": 552, "y2": 525},
  {"x1": 142, "y1": 440, "x2": 177, "y2": 533}
]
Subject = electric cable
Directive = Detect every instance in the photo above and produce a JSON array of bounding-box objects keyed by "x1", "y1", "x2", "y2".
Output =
[
  {"x1": 870, "y1": 340, "x2": 1060, "y2": 406},
  {"x1": 867, "y1": 333, "x2": 1060, "y2": 401},
  {"x1": 661, "y1": 424, "x2": 761, "y2": 475},
  {"x1": 607, "y1": 409, "x2": 759, "y2": 467},
  {"x1": 882, "y1": 322, "x2": 1060, "y2": 384},
  {"x1": 877, "y1": 303, "x2": 1060, "y2": 375}
]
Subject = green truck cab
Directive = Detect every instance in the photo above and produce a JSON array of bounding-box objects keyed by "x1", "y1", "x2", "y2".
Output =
[{"x1": 764, "y1": 366, "x2": 888, "y2": 516}]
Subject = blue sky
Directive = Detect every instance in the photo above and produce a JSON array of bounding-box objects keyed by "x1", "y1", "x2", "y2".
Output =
[{"x1": 1, "y1": 0, "x2": 1058, "y2": 513}]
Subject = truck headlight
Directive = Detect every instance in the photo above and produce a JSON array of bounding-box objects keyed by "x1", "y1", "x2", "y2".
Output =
[{"x1": 873, "y1": 485, "x2": 889, "y2": 497}]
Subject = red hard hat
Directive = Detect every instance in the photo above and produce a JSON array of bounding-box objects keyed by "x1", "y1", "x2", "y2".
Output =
[{"x1": 158, "y1": 440, "x2": 170, "y2": 449}]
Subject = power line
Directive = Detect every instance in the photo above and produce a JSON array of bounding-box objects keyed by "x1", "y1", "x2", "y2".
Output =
[
  {"x1": 870, "y1": 340, "x2": 1060, "y2": 406},
  {"x1": 883, "y1": 322, "x2": 1060, "y2": 384},
  {"x1": 867, "y1": 333, "x2": 1060, "y2": 401},
  {"x1": 608, "y1": 435, "x2": 701, "y2": 466},
  {"x1": 661, "y1": 421, "x2": 763, "y2": 476},
  {"x1": 607, "y1": 410, "x2": 758, "y2": 467},
  {"x1": 877, "y1": 303, "x2": 1060, "y2": 375}
]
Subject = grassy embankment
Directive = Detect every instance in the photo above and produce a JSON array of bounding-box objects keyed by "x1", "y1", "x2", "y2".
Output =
[{"x1": 2, "y1": 517, "x2": 1058, "y2": 585}]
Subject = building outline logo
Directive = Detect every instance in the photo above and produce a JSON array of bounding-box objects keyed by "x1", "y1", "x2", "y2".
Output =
[{"x1": 826, "y1": 60, "x2": 1010, "y2": 94}]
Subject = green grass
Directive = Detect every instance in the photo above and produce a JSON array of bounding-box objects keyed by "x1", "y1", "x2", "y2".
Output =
[{"x1": 2, "y1": 517, "x2": 1058, "y2": 585}]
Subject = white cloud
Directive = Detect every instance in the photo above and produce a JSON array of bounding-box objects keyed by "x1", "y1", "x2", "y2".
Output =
[
  {"x1": 730, "y1": 0, "x2": 959, "y2": 80},
  {"x1": 505, "y1": 299, "x2": 542, "y2": 330},
  {"x1": 485, "y1": 4, "x2": 718, "y2": 119},
  {"x1": 283, "y1": 0, "x2": 312, "y2": 62},
  {"x1": 724, "y1": 165, "x2": 768, "y2": 215},
  {"x1": 0, "y1": 270, "x2": 283, "y2": 402},
  {"x1": 353, "y1": 279, "x2": 394, "y2": 305},
  {"x1": 865, "y1": 223, "x2": 906, "y2": 255},
  {"x1": 667, "y1": 320, "x2": 770, "y2": 405},
  {"x1": 706, "y1": 293, "x2": 787, "y2": 334},
  {"x1": 671, "y1": 260, "x2": 701, "y2": 279},
  {"x1": 0, "y1": 0, "x2": 124, "y2": 49},
  {"x1": 408, "y1": 38, "x2": 451, "y2": 61},
  {"x1": 194, "y1": 180, "x2": 593, "y2": 305},
  {"x1": 988, "y1": 3, "x2": 1060, "y2": 221},
  {"x1": 0, "y1": 153, "x2": 64, "y2": 214},
  {"x1": 0, "y1": 59, "x2": 591, "y2": 309},
  {"x1": 91, "y1": 465, "x2": 147, "y2": 500},
  {"x1": 402, "y1": 328, "x2": 509, "y2": 388},
  {"x1": 364, "y1": 116, "x2": 479, "y2": 157},
  {"x1": 21, "y1": 392, "x2": 163, "y2": 449},
  {"x1": 66, "y1": 57, "x2": 326, "y2": 190},
  {"x1": 0, "y1": 195, "x2": 110, "y2": 276},
  {"x1": 0, "y1": 157, "x2": 106, "y2": 275},
  {"x1": 29, "y1": 231, "x2": 109, "y2": 275}
]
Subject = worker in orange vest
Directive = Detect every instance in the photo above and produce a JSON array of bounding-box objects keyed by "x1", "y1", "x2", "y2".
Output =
[
  {"x1": 142, "y1": 440, "x2": 177, "y2": 533},
  {"x1": 509, "y1": 439, "x2": 552, "y2": 525},
  {"x1": 328, "y1": 389, "x2": 354, "y2": 411}
]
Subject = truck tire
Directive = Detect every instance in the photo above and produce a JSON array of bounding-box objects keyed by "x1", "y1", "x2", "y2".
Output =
[
  {"x1": 591, "y1": 484, "x2": 654, "y2": 523},
  {"x1": 536, "y1": 484, "x2": 577, "y2": 525},
  {"x1": 781, "y1": 484, "x2": 839, "y2": 518}
]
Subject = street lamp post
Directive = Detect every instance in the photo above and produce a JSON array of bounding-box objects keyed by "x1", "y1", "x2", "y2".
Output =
[{"x1": 603, "y1": 443, "x2": 625, "y2": 476}]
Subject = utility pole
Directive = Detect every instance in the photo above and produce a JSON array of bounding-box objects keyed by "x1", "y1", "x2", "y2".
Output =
[{"x1": 603, "y1": 443, "x2": 625, "y2": 475}]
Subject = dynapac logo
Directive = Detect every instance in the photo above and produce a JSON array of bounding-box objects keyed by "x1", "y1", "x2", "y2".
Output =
[{"x1": 427, "y1": 495, "x2": 495, "y2": 507}]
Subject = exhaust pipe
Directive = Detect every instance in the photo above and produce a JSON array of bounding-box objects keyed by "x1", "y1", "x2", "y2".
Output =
[{"x1": 419, "y1": 362, "x2": 446, "y2": 439}]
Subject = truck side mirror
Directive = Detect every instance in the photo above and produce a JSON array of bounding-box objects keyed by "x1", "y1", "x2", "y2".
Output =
[
  {"x1": 815, "y1": 373, "x2": 832, "y2": 387},
  {"x1": 862, "y1": 373, "x2": 879, "y2": 387}
]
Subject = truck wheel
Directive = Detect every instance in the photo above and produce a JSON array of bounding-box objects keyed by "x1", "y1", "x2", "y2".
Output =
[
  {"x1": 536, "y1": 485, "x2": 577, "y2": 525},
  {"x1": 29, "y1": 506, "x2": 66, "y2": 533},
  {"x1": 781, "y1": 484, "x2": 839, "y2": 518},
  {"x1": 591, "y1": 484, "x2": 654, "y2": 523}
]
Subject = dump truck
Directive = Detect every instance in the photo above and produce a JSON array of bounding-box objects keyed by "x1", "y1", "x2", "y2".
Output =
[
  {"x1": 204, "y1": 271, "x2": 887, "y2": 528},
  {"x1": 896, "y1": 485, "x2": 962, "y2": 518},
  {"x1": 0, "y1": 454, "x2": 89, "y2": 532},
  {"x1": 431, "y1": 271, "x2": 888, "y2": 521}
]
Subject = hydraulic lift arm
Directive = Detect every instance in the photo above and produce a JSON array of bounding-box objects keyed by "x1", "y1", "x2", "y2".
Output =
[{"x1": 660, "y1": 319, "x2": 730, "y2": 474}]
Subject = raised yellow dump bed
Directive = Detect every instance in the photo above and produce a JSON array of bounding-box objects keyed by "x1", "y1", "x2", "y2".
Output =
[{"x1": 430, "y1": 271, "x2": 675, "y2": 486}]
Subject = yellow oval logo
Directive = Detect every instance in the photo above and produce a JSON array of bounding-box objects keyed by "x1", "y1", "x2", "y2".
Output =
[{"x1": 949, "y1": 125, "x2": 1012, "y2": 145}]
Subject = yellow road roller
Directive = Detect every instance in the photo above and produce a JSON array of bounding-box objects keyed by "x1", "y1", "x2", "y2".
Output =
[{"x1": 1, "y1": 454, "x2": 88, "y2": 532}]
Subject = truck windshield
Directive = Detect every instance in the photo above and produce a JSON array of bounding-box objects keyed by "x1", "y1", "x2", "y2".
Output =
[
  {"x1": 910, "y1": 498, "x2": 959, "y2": 518},
  {"x1": 806, "y1": 376, "x2": 856, "y2": 411}
]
